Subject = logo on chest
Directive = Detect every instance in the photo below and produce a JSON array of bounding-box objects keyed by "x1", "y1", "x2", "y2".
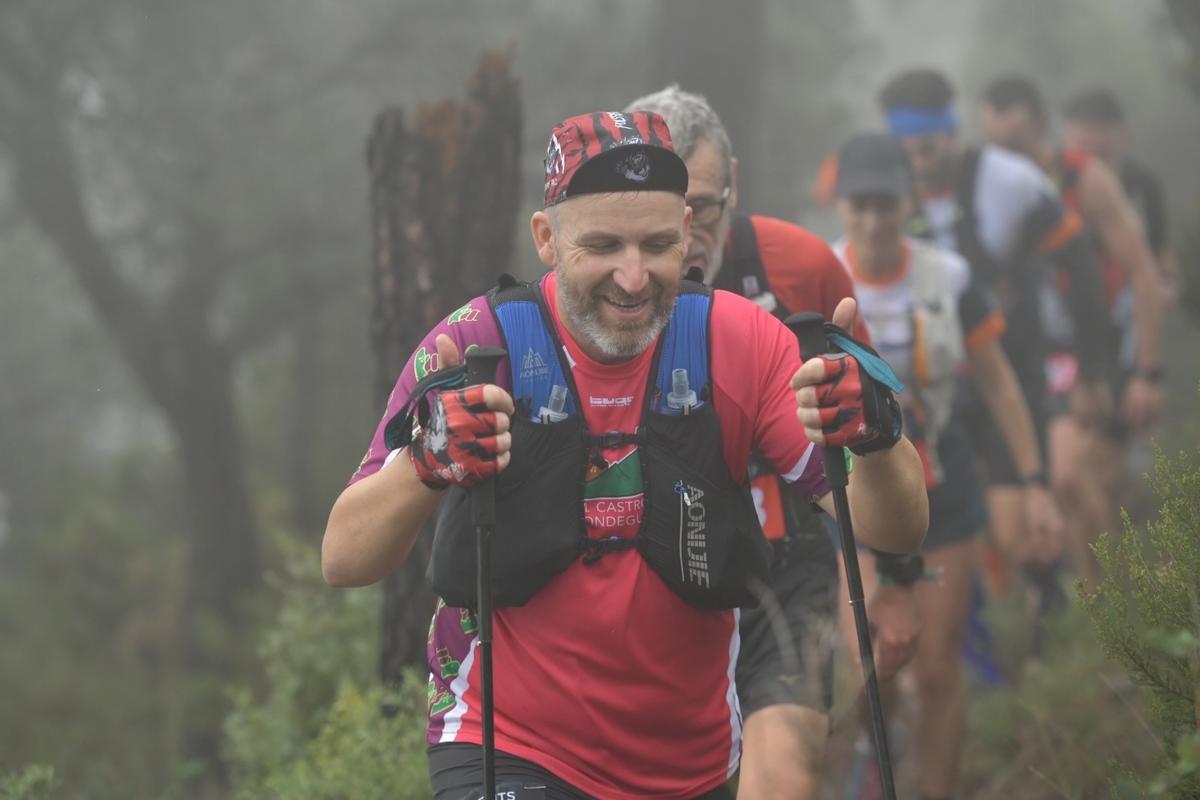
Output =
[{"x1": 676, "y1": 480, "x2": 709, "y2": 588}]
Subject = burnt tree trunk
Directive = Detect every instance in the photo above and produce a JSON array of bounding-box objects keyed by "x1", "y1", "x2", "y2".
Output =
[
  {"x1": 366, "y1": 50, "x2": 521, "y2": 685},
  {"x1": 651, "y1": 0, "x2": 767, "y2": 208}
]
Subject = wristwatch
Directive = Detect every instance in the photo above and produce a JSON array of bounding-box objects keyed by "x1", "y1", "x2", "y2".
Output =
[
  {"x1": 1134, "y1": 366, "x2": 1164, "y2": 384},
  {"x1": 1017, "y1": 470, "x2": 1048, "y2": 487},
  {"x1": 871, "y1": 550, "x2": 925, "y2": 587}
]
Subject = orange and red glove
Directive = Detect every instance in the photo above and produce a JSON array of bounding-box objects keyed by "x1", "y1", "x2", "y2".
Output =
[
  {"x1": 808, "y1": 352, "x2": 902, "y2": 455},
  {"x1": 409, "y1": 385, "x2": 505, "y2": 489}
]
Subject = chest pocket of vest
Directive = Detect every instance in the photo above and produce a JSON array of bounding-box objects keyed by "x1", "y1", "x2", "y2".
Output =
[
  {"x1": 637, "y1": 404, "x2": 771, "y2": 609},
  {"x1": 428, "y1": 413, "x2": 590, "y2": 608}
]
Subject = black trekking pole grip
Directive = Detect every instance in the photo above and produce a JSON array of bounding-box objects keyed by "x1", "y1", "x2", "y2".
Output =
[
  {"x1": 786, "y1": 311, "x2": 849, "y2": 488},
  {"x1": 465, "y1": 346, "x2": 508, "y2": 526},
  {"x1": 783, "y1": 310, "x2": 897, "y2": 800},
  {"x1": 464, "y1": 345, "x2": 506, "y2": 800}
]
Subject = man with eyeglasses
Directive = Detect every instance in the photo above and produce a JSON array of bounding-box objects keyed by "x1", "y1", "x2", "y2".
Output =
[{"x1": 625, "y1": 85, "x2": 871, "y2": 800}]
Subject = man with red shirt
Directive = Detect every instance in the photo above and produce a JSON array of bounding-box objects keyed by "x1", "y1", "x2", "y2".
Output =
[
  {"x1": 323, "y1": 110, "x2": 928, "y2": 799},
  {"x1": 624, "y1": 85, "x2": 874, "y2": 800}
]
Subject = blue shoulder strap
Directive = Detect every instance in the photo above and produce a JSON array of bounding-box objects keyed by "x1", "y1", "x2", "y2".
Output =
[
  {"x1": 651, "y1": 285, "x2": 711, "y2": 415},
  {"x1": 490, "y1": 279, "x2": 578, "y2": 421}
]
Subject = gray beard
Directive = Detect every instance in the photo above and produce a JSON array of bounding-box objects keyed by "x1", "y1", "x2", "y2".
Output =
[{"x1": 557, "y1": 279, "x2": 675, "y2": 361}]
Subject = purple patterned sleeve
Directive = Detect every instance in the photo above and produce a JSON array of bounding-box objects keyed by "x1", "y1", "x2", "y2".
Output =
[
  {"x1": 348, "y1": 296, "x2": 510, "y2": 485},
  {"x1": 789, "y1": 445, "x2": 830, "y2": 505}
]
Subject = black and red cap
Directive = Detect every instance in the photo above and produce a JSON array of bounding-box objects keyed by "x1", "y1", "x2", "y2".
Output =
[{"x1": 543, "y1": 111, "x2": 689, "y2": 207}]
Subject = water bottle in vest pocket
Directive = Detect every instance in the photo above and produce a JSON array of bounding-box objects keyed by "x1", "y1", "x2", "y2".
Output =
[{"x1": 909, "y1": 242, "x2": 965, "y2": 487}]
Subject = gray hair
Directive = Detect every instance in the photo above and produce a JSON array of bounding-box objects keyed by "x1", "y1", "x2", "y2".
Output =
[{"x1": 624, "y1": 84, "x2": 732, "y2": 177}]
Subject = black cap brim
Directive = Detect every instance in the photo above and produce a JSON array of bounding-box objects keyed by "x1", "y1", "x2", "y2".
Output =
[
  {"x1": 566, "y1": 144, "x2": 689, "y2": 201},
  {"x1": 835, "y1": 168, "x2": 912, "y2": 199}
]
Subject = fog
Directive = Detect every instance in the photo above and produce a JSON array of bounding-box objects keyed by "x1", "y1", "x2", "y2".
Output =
[{"x1": 0, "y1": 1, "x2": 1196, "y2": 796}]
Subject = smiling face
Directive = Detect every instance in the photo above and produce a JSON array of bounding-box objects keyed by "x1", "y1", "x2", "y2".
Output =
[{"x1": 530, "y1": 191, "x2": 691, "y2": 363}]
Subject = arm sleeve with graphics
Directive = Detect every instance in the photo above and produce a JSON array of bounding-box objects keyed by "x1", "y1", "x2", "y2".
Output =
[
  {"x1": 1027, "y1": 197, "x2": 1111, "y2": 380},
  {"x1": 348, "y1": 298, "x2": 507, "y2": 485}
]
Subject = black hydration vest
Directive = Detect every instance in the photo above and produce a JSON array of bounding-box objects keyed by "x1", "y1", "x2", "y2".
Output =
[
  {"x1": 906, "y1": 148, "x2": 1009, "y2": 289},
  {"x1": 417, "y1": 275, "x2": 770, "y2": 610},
  {"x1": 907, "y1": 147, "x2": 1048, "y2": 395},
  {"x1": 712, "y1": 213, "x2": 816, "y2": 554}
]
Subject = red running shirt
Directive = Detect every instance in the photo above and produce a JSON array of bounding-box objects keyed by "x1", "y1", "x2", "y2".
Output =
[{"x1": 353, "y1": 272, "x2": 826, "y2": 799}]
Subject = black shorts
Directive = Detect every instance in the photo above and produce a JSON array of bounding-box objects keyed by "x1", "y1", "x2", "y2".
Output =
[
  {"x1": 736, "y1": 507, "x2": 838, "y2": 717},
  {"x1": 428, "y1": 743, "x2": 735, "y2": 800}
]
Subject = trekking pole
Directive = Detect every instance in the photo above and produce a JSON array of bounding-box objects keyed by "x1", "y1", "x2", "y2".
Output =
[
  {"x1": 786, "y1": 311, "x2": 897, "y2": 800},
  {"x1": 465, "y1": 345, "x2": 508, "y2": 800}
]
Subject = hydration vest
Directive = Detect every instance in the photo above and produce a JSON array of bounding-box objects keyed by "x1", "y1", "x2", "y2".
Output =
[
  {"x1": 907, "y1": 148, "x2": 1006, "y2": 290},
  {"x1": 907, "y1": 146, "x2": 1052, "y2": 397},
  {"x1": 712, "y1": 214, "x2": 814, "y2": 546},
  {"x1": 714, "y1": 213, "x2": 789, "y2": 321},
  {"x1": 1052, "y1": 148, "x2": 1126, "y2": 308},
  {"x1": 906, "y1": 241, "x2": 965, "y2": 486},
  {"x1": 417, "y1": 275, "x2": 770, "y2": 610}
]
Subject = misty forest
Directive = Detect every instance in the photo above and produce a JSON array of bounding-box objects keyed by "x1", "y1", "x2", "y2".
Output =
[{"x1": 2, "y1": 1, "x2": 1200, "y2": 798}]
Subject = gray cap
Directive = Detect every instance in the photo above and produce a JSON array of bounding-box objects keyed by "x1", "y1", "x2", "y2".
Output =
[{"x1": 835, "y1": 132, "x2": 913, "y2": 198}]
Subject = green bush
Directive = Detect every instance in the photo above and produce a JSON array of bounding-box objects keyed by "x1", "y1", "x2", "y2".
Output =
[
  {"x1": 224, "y1": 533, "x2": 430, "y2": 799},
  {"x1": 0, "y1": 456, "x2": 190, "y2": 797},
  {"x1": 1084, "y1": 445, "x2": 1200, "y2": 798},
  {"x1": 0, "y1": 766, "x2": 56, "y2": 800},
  {"x1": 959, "y1": 603, "x2": 1164, "y2": 799}
]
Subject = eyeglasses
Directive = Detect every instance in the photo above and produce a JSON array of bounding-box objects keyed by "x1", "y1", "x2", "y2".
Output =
[{"x1": 688, "y1": 185, "x2": 731, "y2": 227}]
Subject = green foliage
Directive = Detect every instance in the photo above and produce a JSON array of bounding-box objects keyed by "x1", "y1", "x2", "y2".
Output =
[
  {"x1": 224, "y1": 533, "x2": 430, "y2": 799},
  {"x1": 0, "y1": 766, "x2": 56, "y2": 800},
  {"x1": 959, "y1": 604, "x2": 1164, "y2": 799},
  {"x1": 0, "y1": 455, "x2": 189, "y2": 797},
  {"x1": 1083, "y1": 445, "x2": 1200, "y2": 797}
]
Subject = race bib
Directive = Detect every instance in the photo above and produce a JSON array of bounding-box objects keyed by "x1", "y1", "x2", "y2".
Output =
[{"x1": 750, "y1": 474, "x2": 787, "y2": 541}]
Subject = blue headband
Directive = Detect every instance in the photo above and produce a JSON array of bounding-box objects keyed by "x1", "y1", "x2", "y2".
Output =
[{"x1": 886, "y1": 106, "x2": 958, "y2": 137}]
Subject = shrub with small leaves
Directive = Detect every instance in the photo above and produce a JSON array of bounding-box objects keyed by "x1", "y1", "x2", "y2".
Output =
[
  {"x1": 0, "y1": 765, "x2": 56, "y2": 800},
  {"x1": 1084, "y1": 445, "x2": 1200, "y2": 798},
  {"x1": 224, "y1": 533, "x2": 430, "y2": 798}
]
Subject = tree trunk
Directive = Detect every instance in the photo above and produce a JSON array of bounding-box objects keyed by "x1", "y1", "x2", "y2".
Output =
[
  {"x1": 367, "y1": 51, "x2": 521, "y2": 685},
  {"x1": 7, "y1": 70, "x2": 260, "y2": 768}
]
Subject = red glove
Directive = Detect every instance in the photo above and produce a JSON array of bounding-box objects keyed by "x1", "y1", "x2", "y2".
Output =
[
  {"x1": 408, "y1": 385, "x2": 504, "y2": 489},
  {"x1": 805, "y1": 351, "x2": 903, "y2": 455},
  {"x1": 810, "y1": 354, "x2": 871, "y2": 448}
]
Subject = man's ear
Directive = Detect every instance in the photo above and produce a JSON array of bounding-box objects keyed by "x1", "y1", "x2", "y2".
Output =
[
  {"x1": 728, "y1": 156, "x2": 740, "y2": 210},
  {"x1": 530, "y1": 210, "x2": 556, "y2": 268}
]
